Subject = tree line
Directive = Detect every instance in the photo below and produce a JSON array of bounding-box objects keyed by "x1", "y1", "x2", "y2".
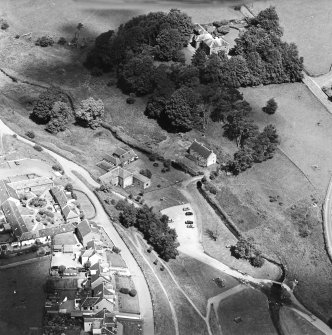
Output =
[{"x1": 116, "y1": 200, "x2": 179, "y2": 261}]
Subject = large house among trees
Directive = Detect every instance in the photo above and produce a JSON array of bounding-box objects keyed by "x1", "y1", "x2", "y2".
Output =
[
  {"x1": 188, "y1": 140, "x2": 217, "y2": 167},
  {"x1": 191, "y1": 23, "x2": 230, "y2": 55}
]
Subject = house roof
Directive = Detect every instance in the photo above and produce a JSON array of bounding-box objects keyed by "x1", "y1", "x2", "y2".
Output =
[
  {"x1": 94, "y1": 282, "x2": 115, "y2": 299},
  {"x1": 50, "y1": 186, "x2": 68, "y2": 209},
  {"x1": 8, "y1": 177, "x2": 53, "y2": 191},
  {"x1": 1, "y1": 199, "x2": 28, "y2": 239},
  {"x1": 38, "y1": 223, "x2": 75, "y2": 237},
  {"x1": 62, "y1": 205, "x2": 79, "y2": 219},
  {"x1": 99, "y1": 167, "x2": 133, "y2": 184},
  {"x1": 0, "y1": 180, "x2": 18, "y2": 205},
  {"x1": 81, "y1": 297, "x2": 99, "y2": 308},
  {"x1": 133, "y1": 173, "x2": 150, "y2": 184},
  {"x1": 97, "y1": 160, "x2": 114, "y2": 172},
  {"x1": 189, "y1": 140, "x2": 215, "y2": 160},
  {"x1": 77, "y1": 219, "x2": 92, "y2": 237},
  {"x1": 204, "y1": 36, "x2": 229, "y2": 48}
]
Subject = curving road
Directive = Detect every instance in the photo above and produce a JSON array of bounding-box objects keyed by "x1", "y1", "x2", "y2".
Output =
[
  {"x1": 0, "y1": 120, "x2": 154, "y2": 335},
  {"x1": 1, "y1": 119, "x2": 331, "y2": 335}
]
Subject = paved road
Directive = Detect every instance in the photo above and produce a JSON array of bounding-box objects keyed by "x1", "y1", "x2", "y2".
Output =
[
  {"x1": 0, "y1": 120, "x2": 155, "y2": 335},
  {"x1": 1, "y1": 119, "x2": 331, "y2": 334}
]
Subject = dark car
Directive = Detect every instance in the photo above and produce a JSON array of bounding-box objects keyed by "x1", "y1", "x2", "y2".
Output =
[
  {"x1": 185, "y1": 212, "x2": 193, "y2": 216},
  {"x1": 185, "y1": 220, "x2": 193, "y2": 224}
]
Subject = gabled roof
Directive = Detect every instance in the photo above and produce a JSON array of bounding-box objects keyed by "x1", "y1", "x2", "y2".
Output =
[
  {"x1": 189, "y1": 140, "x2": 215, "y2": 160},
  {"x1": 94, "y1": 281, "x2": 115, "y2": 299},
  {"x1": 1, "y1": 199, "x2": 28, "y2": 239},
  {"x1": 99, "y1": 167, "x2": 133, "y2": 184},
  {"x1": 8, "y1": 176, "x2": 53, "y2": 191},
  {"x1": 62, "y1": 205, "x2": 79, "y2": 219},
  {"x1": 81, "y1": 297, "x2": 99, "y2": 308},
  {"x1": 50, "y1": 186, "x2": 68, "y2": 209},
  {"x1": 0, "y1": 180, "x2": 18, "y2": 205},
  {"x1": 133, "y1": 173, "x2": 150, "y2": 184},
  {"x1": 38, "y1": 223, "x2": 75, "y2": 237},
  {"x1": 77, "y1": 219, "x2": 92, "y2": 237}
]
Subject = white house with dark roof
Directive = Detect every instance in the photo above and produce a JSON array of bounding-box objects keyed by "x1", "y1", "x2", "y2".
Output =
[{"x1": 188, "y1": 140, "x2": 217, "y2": 167}]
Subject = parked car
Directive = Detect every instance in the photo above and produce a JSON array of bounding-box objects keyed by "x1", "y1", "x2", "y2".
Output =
[
  {"x1": 185, "y1": 220, "x2": 193, "y2": 224},
  {"x1": 185, "y1": 212, "x2": 193, "y2": 216},
  {"x1": 183, "y1": 207, "x2": 190, "y2": 211}
]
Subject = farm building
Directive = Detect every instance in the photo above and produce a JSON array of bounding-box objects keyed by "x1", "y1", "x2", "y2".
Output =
[
  {"x1": 99, "y1": 167, "x2": 151, "y2": 190},
  {"x1": 97, "y1": 146, "x2": 138, "y2": 172},
  {"x1": 133, "y1": 174, "x2": 151, "y2": 189},
  {"x1": 188, "y1": 140, "x2": 217, "y2": 167},
  {"x1": 8, "y1": 176, "x2": 54, "y2": 195}
]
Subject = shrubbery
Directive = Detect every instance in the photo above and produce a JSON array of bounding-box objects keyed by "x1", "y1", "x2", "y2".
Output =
[
  {"x1": 34, "y1": 145, "x2": 43, "y2": 152},
  {"x1": 230, "y1": 238, "x2": 264, "y2": 267},
  {"x1": 35, "y1": 36, "x2": 54, "y2": 47},
  {"x1": 25, "y1": 130, "x2": 35, "y2": 139}
]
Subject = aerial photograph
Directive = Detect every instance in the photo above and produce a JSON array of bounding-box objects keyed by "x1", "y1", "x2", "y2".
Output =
[{"x1": 0, "y1": 0, "x2": 332, "y2": 334}]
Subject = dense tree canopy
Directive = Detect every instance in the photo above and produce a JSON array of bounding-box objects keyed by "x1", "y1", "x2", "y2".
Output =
[
  {"x1": 118, "y1": 202, "x2": 179, "y2": 261},
  {"x1": 86, "y1": 8, "x2": 193, "y2": 71},
  {"x1": 75, "y1": 97, "x2": 104, "y2": 129},
  {"x1": 45, "y1": 101, "x2": 70, "y2": 134},
  {"x1": 31, "y1": 86, "x2": 69, "y2": 124}
]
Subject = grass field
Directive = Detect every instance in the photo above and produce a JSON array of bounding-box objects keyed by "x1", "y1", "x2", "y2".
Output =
[
  {"x1": 209, "y1": 82, "x2": 332, "y2": 320},
  {"x1": 279, "y1": 306, "x2": 325, "y2": 335},
  {"x1": 217, "y1": 287, "x2": 277, "y2": 335},
  {"x1": 167, "y1": 254, "x2": 239, "y2": 316},
  {"x1": 250, "y1": 0, "x2": 332, "y2": 76},
  {"x1": 0, "y1": 257, "x2": 50, "y2": 334}
]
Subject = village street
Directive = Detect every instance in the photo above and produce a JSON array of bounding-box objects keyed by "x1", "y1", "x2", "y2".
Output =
[{"x1": 0, "y1": 119, "x2": 331, "y2": 335}]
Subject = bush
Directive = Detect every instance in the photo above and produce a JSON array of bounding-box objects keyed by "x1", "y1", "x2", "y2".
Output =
[
  {"x1": 262, "y1": 98, "x2": 278, "y2": 115},
  {"x1": 35, "y1": 36, "x2": 54, "y2": 47},
  {"x1": 58, "y1": 37, "x2": 67, "y2": 45},
  {"x1": 34, "y1": 145, "x2": 43, "y2": 152},
  {"x1": 25, "y1": 130, "x2": 35, "y2": 139},
  {"x1": 30, "y1": 244, "x2": 38, "y2": 252},
  {"x1": 129, "y1": 289, "x2": 137, "y2": 297},
  {"x1": 139, "y1": 169, "x2": 152, "y2": 179},
  {"x1": 250, "y1": 255, "x2": 265, "y2": 267},
  {"x1": 149, "y1": 153, "x2": 157, "y2": 162},
  {"x1": 120, "y1": 287, "x2": 129, "y2": 294},
  {"x1": 126, "y1": 97, "x2": 136, "y2": 104},
  {"x1": 112, "y1": 246, "x2": 121, "y2": 254},
  {"x1": 52, "y1": 164, "x2": 62, "y2": 172},
  {"x1": 12, "y1": 134, "x2": 17, "y2": 138},
  {"x1": 65, "y1": 183, "x2": 73, "y2": 192},
  {"x1": 1, "y1": 21, "x2": 9, "y2": 30},
  {"x1": 111, "y1": 199, "x2": 116, "y2": 205},
  {"x1": 71, "y1": 192, "x2": 77, "y2": 200},
  {"x1": 14, "y1": 34, "x2": 20, "y2": 39}
]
